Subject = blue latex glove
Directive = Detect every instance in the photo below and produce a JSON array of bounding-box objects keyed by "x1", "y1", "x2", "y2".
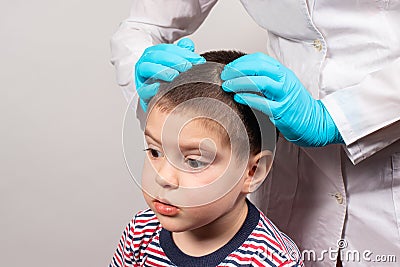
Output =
[
  {"x1": 221, "y1": 53, "x2": 343, "y2": 147},
  {"x1": 135, "y1": 38, "x2": 206, "y2": 111}
]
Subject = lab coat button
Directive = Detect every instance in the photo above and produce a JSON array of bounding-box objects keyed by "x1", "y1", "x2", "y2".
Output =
[
  {"x1": 334, "y1": 192, "x2": 344, "y2": 204},
  {"x1": 313, "y1": 39, "x2": 323, "y2": 51}
]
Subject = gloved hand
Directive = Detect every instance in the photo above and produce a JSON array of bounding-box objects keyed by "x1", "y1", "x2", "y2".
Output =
[
  {"x1": 135, "y1": 38, "x2": 205, "y2": 111},
  {"x1": 221, "y1": 53, "x2": 343, "y2": 147}
]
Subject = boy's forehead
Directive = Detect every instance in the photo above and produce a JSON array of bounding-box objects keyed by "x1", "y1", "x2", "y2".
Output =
[
  {"x1": 145, "y1": 95, "x2": 255, "y2": 160},
  {"x1": 145, "y1": 107, "x2": 227, "y2": 145}
]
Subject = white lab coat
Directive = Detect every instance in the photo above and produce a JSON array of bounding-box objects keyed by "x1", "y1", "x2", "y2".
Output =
[{"x1": 111, "y1": 0, "x2": 400, "y2": 266}]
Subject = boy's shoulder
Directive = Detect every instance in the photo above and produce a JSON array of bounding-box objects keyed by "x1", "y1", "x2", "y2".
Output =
[
  {"x1": 244, "y1": 202, "x2": 304, "y2": 266},
  {"x1": 126, "y1": 208, "x2": 162, "y2": 243},
  {"x1": 110, "y1": 209, "x2": 167, "y2": 267},
  {"x1": 133, "y1": 208, "x2": 158, "y2": 223},
  {"x1": 131, "y1": 208, "x2": 160, "y2": 230}
]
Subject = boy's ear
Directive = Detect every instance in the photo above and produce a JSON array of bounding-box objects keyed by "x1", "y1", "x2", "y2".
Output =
[{"x1": 242, "y1": 150, "x2": 273, "y2": 193}]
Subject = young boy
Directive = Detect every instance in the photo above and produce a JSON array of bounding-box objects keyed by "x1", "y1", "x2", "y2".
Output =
[{"x1": 110, "y1": 51, "x2": 304, "y2": 267}]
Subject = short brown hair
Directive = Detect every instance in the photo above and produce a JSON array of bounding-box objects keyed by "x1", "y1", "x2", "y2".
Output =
[{"x1": 148, "y1": 50, "x2": 275, "y2": 159}]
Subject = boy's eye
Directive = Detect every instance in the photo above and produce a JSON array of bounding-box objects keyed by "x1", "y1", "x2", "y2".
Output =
[
  {"x1": 185, "y1": 158, "x2": 208, "y2": 169},
  {"x1": 145, "y1": 148, "x2": 163, "y2": 158}
]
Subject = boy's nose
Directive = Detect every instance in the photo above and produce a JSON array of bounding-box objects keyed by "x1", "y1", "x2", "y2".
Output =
[{"x1": 155, "y1": 159, "x2": 179, "y2": 189}]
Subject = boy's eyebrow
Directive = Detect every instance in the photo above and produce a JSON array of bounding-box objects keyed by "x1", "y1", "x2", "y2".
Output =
[
  {"x1": 179, "y1": 140, "x2": 217, "y2": 152},
  {"x1": 145, "y1": 128, "x2": 221, "y2": 156},
  {"x1": 179, "y1": 139, "x2": 221, "y2": 160},
  {"x1": 144, "y1": 129, "x2": 161, "y2": 144}
]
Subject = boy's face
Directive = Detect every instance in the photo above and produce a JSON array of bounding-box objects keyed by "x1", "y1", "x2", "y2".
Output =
[{"x1": 142, "y1": 106, "x2": 251, "y2": 233}]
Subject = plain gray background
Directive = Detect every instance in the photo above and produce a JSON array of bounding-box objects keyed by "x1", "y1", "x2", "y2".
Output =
[{"x1": 0, "y1": 1, "x2": 266, "y2": 266}]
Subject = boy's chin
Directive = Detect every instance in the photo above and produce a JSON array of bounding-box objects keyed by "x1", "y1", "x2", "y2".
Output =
[{"x1": 155, "y1": 214, "x2": 189, "y2": 233}]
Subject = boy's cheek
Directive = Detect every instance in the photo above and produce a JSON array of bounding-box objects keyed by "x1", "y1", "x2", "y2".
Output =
[
  {"x1": 141, "y1": 159, "x2": 159, "y2": 197},
  {"x1": 141, "y1": 164, "x2": 247, "y2": 208}
]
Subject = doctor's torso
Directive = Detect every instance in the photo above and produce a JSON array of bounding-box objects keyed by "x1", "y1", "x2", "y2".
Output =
[{"x1": 240, "y1": 0, "x2": 400, "y2": 98}]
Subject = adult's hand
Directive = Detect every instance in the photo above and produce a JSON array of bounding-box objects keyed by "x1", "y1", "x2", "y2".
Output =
[
  {"x1": 135, "y1": 38, "x2": 205, "y2": 111},
  {"x1": 221, "y1": 53, "x2": 343, "y2": 147}
]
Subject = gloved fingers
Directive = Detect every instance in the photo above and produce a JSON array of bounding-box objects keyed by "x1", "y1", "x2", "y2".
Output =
[
  {"x1": 137, "y1": 62, "x2": 179, "y2": 82},
  {"x1": 233, "y1": 93, "x2": 274, "y2": 117},
  {"x1": 176, "y1": 38, "x2": 195, "y2": 52},
  {"x1": 140, "y1": 50, "x2": 192, "y2": 72},
  {"x1": 137, "y1": 82, "x2": 160, "y2": 102},
  {"x1": 222, "y1": 76, "x2": 285, "y2": 100},
  {"x1": 145, "y1": 43, "x2": 206, "y2": 64},
  {"x1": 225, "y1": 52, "x2": 281, "y2": 66},
  {"x1": 221, "y1": 60, "x2": 282, "y2": 81},
  {"x1": 221, "y1": 53, "x2": 281, "y2": 80}
]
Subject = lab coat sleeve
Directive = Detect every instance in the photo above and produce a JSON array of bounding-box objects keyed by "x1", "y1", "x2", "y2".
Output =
[
  {"x1": 110, "y1": 0, "x2": 218, "y2": 102},
  {"x1": 321, "y1": 57, "x2": 400, "y2": 164}
]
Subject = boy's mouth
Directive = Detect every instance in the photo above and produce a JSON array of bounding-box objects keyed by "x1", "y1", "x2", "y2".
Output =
[{"x1": 153, "y1": 198, "x2": 180, "y2": 216}]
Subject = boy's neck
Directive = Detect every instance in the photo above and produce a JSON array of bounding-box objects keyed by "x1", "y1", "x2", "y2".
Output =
[{"x1": 171, "y1": 198, "x2": 248, "y2": 257}]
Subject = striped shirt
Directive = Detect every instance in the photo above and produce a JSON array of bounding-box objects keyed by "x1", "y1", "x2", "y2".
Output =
[{"x1": 110, "y1": 199, "x2": 304, "y2": 267}]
